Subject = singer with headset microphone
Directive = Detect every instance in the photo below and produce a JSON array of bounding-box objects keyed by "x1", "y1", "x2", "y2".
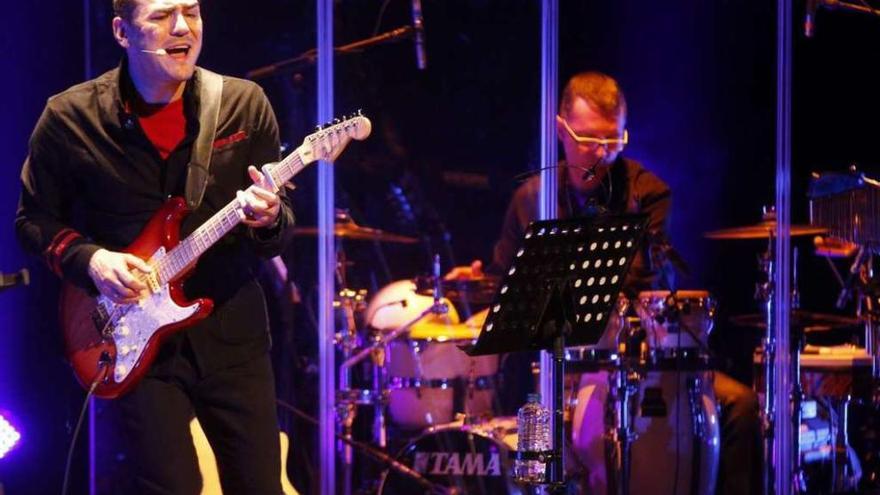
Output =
[{"x1": 14, "y1": 0, "x2": 296, "y2": 493}]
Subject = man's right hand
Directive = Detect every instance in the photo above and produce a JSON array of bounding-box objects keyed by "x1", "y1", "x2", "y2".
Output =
[
  {"x1": 87, "y1": 249, "x2": 153, "y2": 304},
  {"x1": 444, "y1": 260, "x2": 485, "y2": 281}
]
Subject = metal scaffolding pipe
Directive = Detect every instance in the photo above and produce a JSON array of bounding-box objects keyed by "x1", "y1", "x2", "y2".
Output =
[
  {"x1": 774, "y1": 0, "x2": 794, "y2": 493},
  {"x1": 317, "y1": 0, "x2": 336, "y2": 493},
  {"x1": 538, "y1": 0, "x2": 560, "y2": 479}
]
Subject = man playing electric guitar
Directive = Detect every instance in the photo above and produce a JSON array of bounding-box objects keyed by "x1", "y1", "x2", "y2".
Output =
[{"x1": 15, "y1": 1, "x2": 295, "y2": 492}]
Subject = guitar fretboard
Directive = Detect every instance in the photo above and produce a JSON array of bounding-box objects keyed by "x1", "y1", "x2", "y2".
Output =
[{"x1": 155, "y1": 148, "x2": 307, "y2": 285}]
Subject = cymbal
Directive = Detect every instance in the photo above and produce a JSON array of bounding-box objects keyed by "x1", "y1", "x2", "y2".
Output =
[
  {"x1": 408, "y1": 321, "x2": 481, "y2": 341},
  {"x1": 293, "y1": 223, "x2": 418, "y2": 243},
  {"x1": 730, "y1": 310, "x2": 860, "y2": 332},
  {"x1": 704, "y1": 221, "x2": 827, "y2": 240}
]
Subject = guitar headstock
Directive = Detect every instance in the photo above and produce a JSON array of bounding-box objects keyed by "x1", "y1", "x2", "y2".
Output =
[{"x1": 302, "y1": 111, "x2": 372, "y2": 164}]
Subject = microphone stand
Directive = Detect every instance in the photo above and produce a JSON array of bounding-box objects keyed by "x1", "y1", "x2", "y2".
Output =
[{"x1": 247, "y1": 25, "x2": 417, "y2": 80}]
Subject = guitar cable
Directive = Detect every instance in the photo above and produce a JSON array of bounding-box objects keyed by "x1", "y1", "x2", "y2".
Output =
[{"x1": 61, "y1": 355, "x2": 109, "y2": 495}]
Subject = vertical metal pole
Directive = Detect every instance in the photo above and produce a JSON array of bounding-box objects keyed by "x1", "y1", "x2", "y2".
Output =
[
  {"x1": 317, "y1": 0, "x2": 336, "y2": 493},
  {"x1": 84, "y1": 2, "x2": 95, "y2": 494},
  {"x1": 538, "y1": 0, "x2": 559, "y2": 485},
  {"x1": 774, "y1": 0, "x2": 793, "y2": 493},
  {"x1": 84, "y1": 0, "x2": 92, "y2": 80}
]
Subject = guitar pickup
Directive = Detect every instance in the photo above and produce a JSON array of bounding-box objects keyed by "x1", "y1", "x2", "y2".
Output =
[
  {"x1": 145, "y1": 272, "x2": 160, "y2": 294},
  {"x1": 91, "y1": 303, "x2": 110, "y2": 336}
]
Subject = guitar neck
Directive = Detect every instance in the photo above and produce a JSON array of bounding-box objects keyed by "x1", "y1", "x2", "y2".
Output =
[{"x1": 156, "y1": 147, "x2": 308, "y2": 284}]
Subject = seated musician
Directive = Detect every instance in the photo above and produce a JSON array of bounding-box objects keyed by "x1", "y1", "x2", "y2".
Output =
[{"x1": 448, "y1": 71, "x2": 762, "y2": 495}]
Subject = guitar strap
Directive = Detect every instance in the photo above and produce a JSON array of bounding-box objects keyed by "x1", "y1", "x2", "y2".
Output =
[{"x1": 185, "y1": 67, "x2": 224, "y2": 210}]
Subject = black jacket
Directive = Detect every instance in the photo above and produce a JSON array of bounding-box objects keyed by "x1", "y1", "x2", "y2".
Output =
[
  {"x1": 489, "y1": 156, "x2": 671, "y2": 294},
  {"x1": 15, "y1": 61, "x2": 295, "y2": 375}
]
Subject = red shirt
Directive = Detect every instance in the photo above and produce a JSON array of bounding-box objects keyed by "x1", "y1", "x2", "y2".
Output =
[{"x1": 133, "y1": 97, "x2": 186, "y2": 160}]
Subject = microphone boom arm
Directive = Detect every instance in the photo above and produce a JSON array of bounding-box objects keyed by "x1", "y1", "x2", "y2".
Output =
[{"x1": 246, "y1": 25, "x2": 416, "y2": 80}]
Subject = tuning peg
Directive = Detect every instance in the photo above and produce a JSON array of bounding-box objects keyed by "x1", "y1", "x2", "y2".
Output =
[{"x1": 314, "y1": 125, "x2": 323, "y2": 132}]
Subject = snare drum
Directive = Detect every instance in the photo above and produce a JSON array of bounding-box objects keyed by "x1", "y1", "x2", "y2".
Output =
[
  {"x1": 367, "y1": 280, "x2": 498, "y2": 428},
  {"x1": 636, "y1": 290, "x2": 716, "y2": 350}
]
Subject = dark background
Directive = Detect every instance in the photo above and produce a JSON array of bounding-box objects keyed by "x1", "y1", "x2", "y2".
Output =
[{"x1": 0, "y1": 1, "x2": 876, "y2": 493}]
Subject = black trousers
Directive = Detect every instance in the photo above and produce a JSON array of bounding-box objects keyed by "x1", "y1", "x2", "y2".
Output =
[
  {"x1": 714, "y1": 371, "x2": 764, "y2": 495},
  {"x1": 117, "y1": 340, "x2": 281, "y2": 495}
]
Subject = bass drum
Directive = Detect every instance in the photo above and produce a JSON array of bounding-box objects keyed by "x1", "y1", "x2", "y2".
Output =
[
  {"x1": 377, "y1": 418, "x2": 521, "y2": 495},
  {"x1": 570, "y1": 370, "x2": 720, "y2": 495}
]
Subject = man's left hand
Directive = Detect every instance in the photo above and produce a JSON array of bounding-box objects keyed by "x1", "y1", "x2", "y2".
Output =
[{"x1": 237, "y1": 165, "x2": 281, "y2": 228}]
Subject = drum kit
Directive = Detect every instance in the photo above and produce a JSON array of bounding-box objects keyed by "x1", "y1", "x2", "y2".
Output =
[{"x1": 292, "y1": 168, "x2": 880, "y2": 495}]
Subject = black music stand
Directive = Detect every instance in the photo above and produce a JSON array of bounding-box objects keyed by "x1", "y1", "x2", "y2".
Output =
[{"x1": 468, "y1": 214, "x2": 648, "y2": 491}]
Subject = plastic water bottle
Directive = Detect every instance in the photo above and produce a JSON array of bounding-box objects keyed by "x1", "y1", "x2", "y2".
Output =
[{"x1": 515, "y1": 392, "x2": 550, "y2": 483}]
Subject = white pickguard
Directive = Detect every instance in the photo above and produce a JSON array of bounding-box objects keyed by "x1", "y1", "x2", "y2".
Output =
[{"x1": 97, "y1": 247, "x2": 201, "y2": 384}]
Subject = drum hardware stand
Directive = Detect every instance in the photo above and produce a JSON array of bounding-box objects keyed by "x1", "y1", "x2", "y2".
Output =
[
  {"x1": 646, "y1": 235, "x2": 718, "y2": 495},
  {"x1": 837, "y1": 246, "x2": 880, "y2": 384},
  {"x1": 791, "y1": 328, "x2": 808, "y2": 493},
  {"x1": 336, "y1": 289, "x2": 357, "y2": 495},
  {"x1": 336, "y1": 300, "x2": 447, "y2": 495},
  {"x1": 753, "y1": 222, "x2": 809, "y2": 495},
  {"x1": 828, "y1": 395, "x2": 862, "y2": 493},
  {"x1": 467, "y1": 214, "x2": 649, "y2": 495},
  {"x1": 334, "y1": 245, "x2": 361, "y2": 495},
  {"x1": 606, "y1": 331, "x2": 643, "y2": 495},
  {"x1": 371, "y1": 334, "x2": 387, "y2": 448},
  {"x1": 834, "y1": 244, "x2": 880, "y2": 490},
  {"x1": 756, "y1": 229, "x2": 779, "y2": 495},
  {"x1": 333, "y1": 242, "x2": 385, "y2": 495},
  {"x1": 789, "y1": 245, "x2": 807, "y2": 491}
]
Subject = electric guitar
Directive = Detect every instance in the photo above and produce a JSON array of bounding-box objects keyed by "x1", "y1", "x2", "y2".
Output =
[{"x1": 60, "y1": 114, "x2": 372, "y2": 399}]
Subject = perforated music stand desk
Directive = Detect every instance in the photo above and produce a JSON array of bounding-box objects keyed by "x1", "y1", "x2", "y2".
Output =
[{"x1": 468, "y1": 214, "x2": 648, "y2": 355}]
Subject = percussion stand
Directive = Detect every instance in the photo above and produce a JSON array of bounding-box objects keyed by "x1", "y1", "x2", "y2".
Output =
[
  {"x1": 755, "y1": 236, "x2": 777, "y2": 495},
  {"x1": 843, "y1": 246, "x2": 880, "y2": 489},
  {"x1": 756, "y1": 234, "x2": 808, "y2": 494},
  {"x1": 646, "y1": 234, "x2": 717, "y2": 495},
  {"x1": 337, "y1": 300, "x2": 448, "y2": 495},
  {"x1": 844, "y1": 247, "x2": 879, "y2": 388},
  {"x1": 334, "y1": 246, "x2": 360, "y2": 495},
  {"x1": 606, "y1": 345, "x2": 640, "y2": 495}
]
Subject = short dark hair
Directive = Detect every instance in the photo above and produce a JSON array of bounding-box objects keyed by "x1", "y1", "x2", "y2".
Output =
[
  {"x1": 112, "y1": 0, "x2": 138, "y2": 21},
  {"x1": 560, "y1": 71, "x2": 627, "y2": 122}
]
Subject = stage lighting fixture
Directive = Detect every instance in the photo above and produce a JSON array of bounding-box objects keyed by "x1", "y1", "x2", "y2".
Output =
[{"x1": 0, "y1": 413, "x2": 21, "y2": 459}]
